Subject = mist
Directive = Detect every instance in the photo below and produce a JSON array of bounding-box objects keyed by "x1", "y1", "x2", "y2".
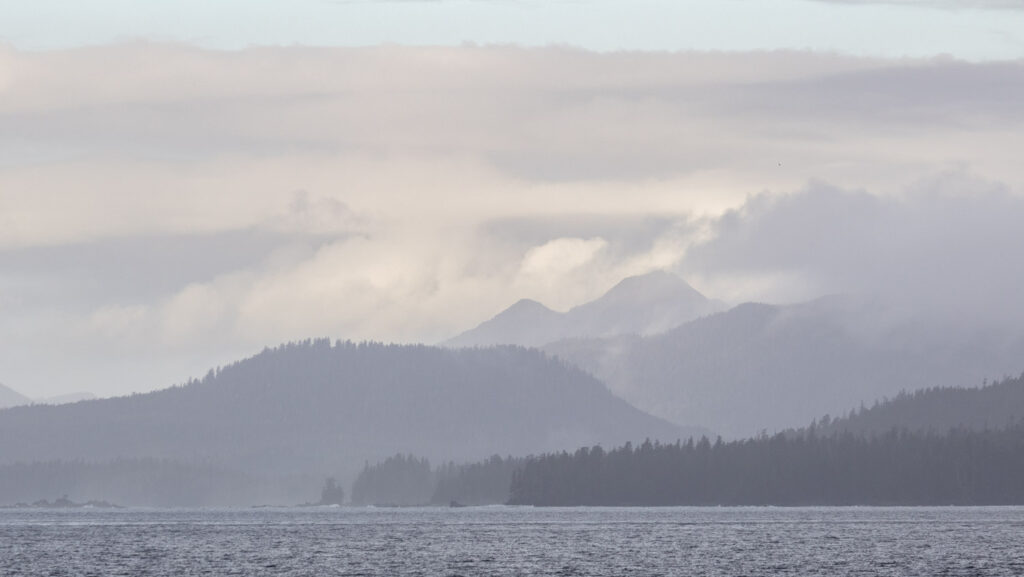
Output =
[
  {"x1": 2, "y1": 45, "x2": 1023, "y2": 398},
  {"x1": 5, "y1": 1, "x2": 1024, "y2": 574}
]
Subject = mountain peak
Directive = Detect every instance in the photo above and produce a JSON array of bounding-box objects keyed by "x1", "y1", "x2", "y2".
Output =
[
  {"x1": 562, "y1": 270, "x2": 721, "y2": 338},
  {"x1": 590, "y1": 271, "x2": 703, "y2": 306},
  {"x1": 444, "y1": 298, "x2": 562, "y2": 348},
  {"x1": 446, "y1": 271, "x2": 724, "y2": 347},
  {"x1": 501, "y1": 298, "x2": 555, "y2": 316}
]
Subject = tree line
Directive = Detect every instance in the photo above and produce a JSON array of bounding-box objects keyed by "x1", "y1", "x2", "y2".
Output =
[
  {"x1": 349, "y1": 453, "x2": 522, "y2": 506},
  {"x1": 508, "y1": 425, "x2": 1024, "y2": 506},
  {"x1": 809, "y1": 372, "x2": 1024, "y2": 437}
]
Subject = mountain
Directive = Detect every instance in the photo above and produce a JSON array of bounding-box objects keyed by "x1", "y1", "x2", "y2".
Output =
[
  {"x1": 33, "y1": 392, "x2": 97, "y2": 405},
  {"x1": 0, "y1": 383, "x2": 31, "y2": 409},
  {"x1": 545, "y1": 296, "x2": 1024, "y2": 438},
  {"x1": 810, "y1": 372, "x2": 1024, "y2": 437},
  {"x1": 0, "y1": 384, "x2": 96, "y2": 410},
  {"x1": 446, "y1": 271, "x2": 724, "y2": 348},
  {"x1": 0, "y1": 339, "x2": 700, "y2": 505},
  {"x1": 0, "y1": 383, "x2": 96, "y2": 409},
  {"x1": 447, "y1": 298, "x2": 565, "y2": 348}
]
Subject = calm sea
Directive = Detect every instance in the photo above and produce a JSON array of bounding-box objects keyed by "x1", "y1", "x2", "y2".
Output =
[{"x1": 2, "y1": 506, "x2": 1023, "y2": 576}]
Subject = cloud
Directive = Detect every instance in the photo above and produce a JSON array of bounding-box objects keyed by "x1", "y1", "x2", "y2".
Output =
[
  {"x1": 265, "y1": 190, "x2": 363, "y2": 236},
  {"x1": 328, "y1": 0, "x2": 1024, "y2": 8},
  {"x1": 3, "y1": 46, "x2": 1020, "y2": 204},
  {"x1": 808, "y1": 0, "x2": 1024, "y2": 10},
  {"x1": 683, "y1": 172, "x2": 1024, "y2": 326},
  {"x1": 2, "y1": 44, "x2": 1024, "y2": 396},
  {"x1": 519, "y1": 237, "x2": 607, "y2": 277},
  {"x1": 88, "y1": 304, "x2": 151, "y2": 340}
]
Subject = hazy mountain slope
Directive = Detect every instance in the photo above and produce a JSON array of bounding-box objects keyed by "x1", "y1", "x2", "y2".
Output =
[
  {"x1": 0, "y1": 383, "x2": 31, "y2": 409},
  {"x1": 564, "y1": 270, "x2": 724, "y2": 337},
  {"x1": 34, "y1": 392, "x2": 97, "y2": 405},
  {"x1": 0, "y1": 340, "x2": 697, "y2": 502},
  {"x1": 545, "y1": 297, "x2": 1024, "y2": 438},
  {"x1": 0, "y1": 459, "x2": 262, "y2": 507},
  {"x1": 0, "y1": 384, "x2": 95, "y2": 409},
  {"x1": 812, "y1": 373, "x2": 1024, "y2": 436},
  {"x1": 446, "y1": 271, "x2": 724, "y2": 347},
  {"x1": 445, "y1": 299, "x2": 564, "y2": 348}
]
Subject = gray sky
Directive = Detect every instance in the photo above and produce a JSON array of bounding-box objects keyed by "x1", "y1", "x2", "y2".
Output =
[
  {"x1": 2, "y1": 0, "x2": 1024, "y2": 60},
  {"x1": 1, "y1": 2, "x2": 1023, "y2": 397}
]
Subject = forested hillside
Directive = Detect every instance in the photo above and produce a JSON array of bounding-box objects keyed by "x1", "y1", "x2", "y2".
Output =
[
  {"x1": 349, "y1": 453, "x2": 522, "y2": 506},
  {"x1": 810, "y1": 373, "x2": 1024, "y2": 436},
  {"x1": 0, "y1": 340, "x2": 694, "y2": 505},
  {"x1": 508, "y1": 426, "x2": 1024, "y2": 506},
  {"x1": 343, "y1": 377, "x2": 1024, "y2": 507}
]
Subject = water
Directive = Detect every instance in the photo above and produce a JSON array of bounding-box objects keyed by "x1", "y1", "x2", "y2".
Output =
[{"x1": 2, "y1": 506, "x2": 1023, "y2": 576}]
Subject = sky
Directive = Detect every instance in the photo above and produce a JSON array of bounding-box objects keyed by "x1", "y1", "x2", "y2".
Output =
[
  {"x1": 1, "y1": 0, "x2": 1023, "y2": 398},
  {"x1": 2, "y1": 0, "x2": 1024, "y2": 59}
]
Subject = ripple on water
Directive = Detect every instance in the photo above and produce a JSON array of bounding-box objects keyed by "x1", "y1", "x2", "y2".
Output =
[{"x1": 2, "y1": 507, "x2": 1024, "y2": 576}]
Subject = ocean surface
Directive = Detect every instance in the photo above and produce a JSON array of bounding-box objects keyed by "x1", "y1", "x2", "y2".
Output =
[{"x1": 2, "y1": 506, "x2": 1023, "y2": 576}]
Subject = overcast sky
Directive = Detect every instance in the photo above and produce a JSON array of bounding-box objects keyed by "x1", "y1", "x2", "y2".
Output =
[
  {"x1": 2, "y1": 1, "x2": 1023, "y2": 397},
  {"x1": 2, "y1": 0, "x2": 1024, "y2": 60}
]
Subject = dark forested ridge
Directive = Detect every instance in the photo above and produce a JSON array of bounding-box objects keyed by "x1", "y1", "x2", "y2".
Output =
[
  {"x1": 546, "y1": 296, "x2": 1024, "y2": 437},
  {"x1": 0, "y1": 340, "x2": 693, "y2": 505},
  {"x1": 508, "y1": 426, "x2": 1024, "y2": 506},
  {"x1": 345, "y1": 377, "x2": 1024, "y2": 508},
  {"x1": 809, "y1": 373, "x2": 1024, "y2": 436}
]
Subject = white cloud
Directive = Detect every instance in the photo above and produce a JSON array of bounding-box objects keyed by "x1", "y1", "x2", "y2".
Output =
[
  {"x1": 2, "y1": 44, "x2": 1024, "y2": 397},
  {"x1": 810, "y1": 0, "x2": 1024, "y2": 10},
  {"x1": 88, "y1": 304, "x2": 151, "y2": 341},
  {"x1": 519, "y1": 237, "x2": 607, "y2": 278},
  {"x1": 683, "y1": 172, "x2": 1024, "y2": 325}
]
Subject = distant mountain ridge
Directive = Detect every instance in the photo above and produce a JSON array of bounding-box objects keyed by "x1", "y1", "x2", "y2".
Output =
[
  {"x1": 34, "y1": 392, "x2": 97, "y2": 405},
  {"x1": 446, "y1": 271, "x2": 724, "y2": 348},
  {"x1": 0, "y1": 383, "x2": 95, "y2": 409},
  {"x1": 0, "y1": 383, "x2": 31, "y2": 409},
  {"x1": 545, "y1": 296, "x2": 1024, "y2": 438},
  {"x1": 0, "y1": 340, "x2": 702, "y2": 505}
]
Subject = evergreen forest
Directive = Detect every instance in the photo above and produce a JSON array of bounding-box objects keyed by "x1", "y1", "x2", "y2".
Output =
[
  {"x1": 350, "y1": 453, "x2": 522, "y2": 506},
  {"x1": 508, "y1": 425, "x2": 1024, "y2": 506}
]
